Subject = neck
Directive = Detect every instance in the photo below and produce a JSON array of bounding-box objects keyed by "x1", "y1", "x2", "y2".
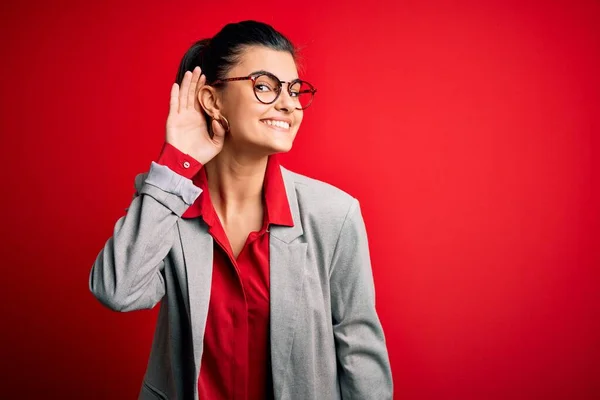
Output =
[{"x1": 203, "y1": 146, "x2": 269, "y2": 219}]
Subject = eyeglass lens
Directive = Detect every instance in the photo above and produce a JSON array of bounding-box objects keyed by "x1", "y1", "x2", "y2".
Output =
[{"x1": 253, "y1": 74, "x2": 313, "y2": 109}]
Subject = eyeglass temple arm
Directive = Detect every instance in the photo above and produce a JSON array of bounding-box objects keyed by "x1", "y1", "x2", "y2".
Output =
[{"x1": 211, "y1": 76, "x2": 254, "y2": 85}]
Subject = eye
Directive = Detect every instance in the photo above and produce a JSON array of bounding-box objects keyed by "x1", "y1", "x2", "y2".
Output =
[
  {"x1": 289, "y1": 81, "x2": 305, "y2": 98},
  {"x1": 254, "y1": 74, "x2": 279, "y2": 93},
  {"x1": 255, "y1": 83, "x2": 274, "y2": 92}
]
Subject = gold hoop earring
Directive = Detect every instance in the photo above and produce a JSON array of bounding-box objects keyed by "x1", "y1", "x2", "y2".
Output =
[{"x1": 216, "y1": 115, "x2": 230, "y2": 133}]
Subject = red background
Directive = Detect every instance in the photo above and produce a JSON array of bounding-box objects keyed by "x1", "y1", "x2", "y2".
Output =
[{"x1": 1, "y1": 0, "x2": 598, "y2": 398}]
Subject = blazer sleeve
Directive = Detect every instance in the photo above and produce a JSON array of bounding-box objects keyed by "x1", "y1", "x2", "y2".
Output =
[
  {"x1": 89, "y1": 161, "x2": 202, "y2": 312},
  {"x1": 329, "y1": 198, "x2": 393, "y2": 399}
]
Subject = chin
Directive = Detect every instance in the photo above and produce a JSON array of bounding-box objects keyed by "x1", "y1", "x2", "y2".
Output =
[
  {"x1": 261, "y1": 136, "x2": 296, "y2": 154},
  {"x1": 242, "y1": 140, "x2": 293, "y2": 157},
  {"x1": 266, "y1": 141, "x2": 294, "y2": 154}
]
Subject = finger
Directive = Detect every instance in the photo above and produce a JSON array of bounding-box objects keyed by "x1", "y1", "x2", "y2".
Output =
[
  {"x1": 194, "y1": 74, "x2": 206, "y2": 112},
  {"x1": 197, "y1": 74, "x2": 206, "y2": 94},
  {"x1": 187, "y1": 66, "x2": 200, "y2": 109},
  {"x1": 169, "y1": 83, "x2": 179, "y2": 114},
  {"x1": 179, "y1": 70, "x2": 192, "y2": 110}
]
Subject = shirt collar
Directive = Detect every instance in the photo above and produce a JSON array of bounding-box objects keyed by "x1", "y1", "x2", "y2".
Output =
[{"x1": 181, "y1": 154, "x2": 294, "y2": 228}]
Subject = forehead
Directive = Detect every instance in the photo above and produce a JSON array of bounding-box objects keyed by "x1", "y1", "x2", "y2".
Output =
[{"x1": 229, "y1": 46, "x2": 298, "y2": 81}]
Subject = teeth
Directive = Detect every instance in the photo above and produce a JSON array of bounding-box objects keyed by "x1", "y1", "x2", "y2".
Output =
[{"x1": 263, "y1": 120, "x2": 290, "y2": 129}]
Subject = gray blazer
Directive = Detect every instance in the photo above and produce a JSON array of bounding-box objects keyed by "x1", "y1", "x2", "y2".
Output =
[{"x1": 89, "y1": 161, "x2": 392, "y2": 400}]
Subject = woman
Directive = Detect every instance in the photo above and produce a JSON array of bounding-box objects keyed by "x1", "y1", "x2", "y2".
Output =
[{"x1": 89, "y1": 20, "x2": 392, "y2": 400}]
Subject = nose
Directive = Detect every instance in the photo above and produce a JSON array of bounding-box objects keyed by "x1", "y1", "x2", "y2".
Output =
[{"x1": 274, "y1": 85, "x2": 296, "y2": 112}]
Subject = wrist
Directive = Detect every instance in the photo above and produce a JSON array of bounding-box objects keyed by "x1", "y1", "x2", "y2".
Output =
[{"x1": 157, "y1": 142, "x2": 203, "y2": 178}]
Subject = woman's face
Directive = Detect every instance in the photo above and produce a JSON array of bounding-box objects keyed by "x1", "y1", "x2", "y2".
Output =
[{"x1": 217, "y1": 46, "x2": 304, "y2": 157}]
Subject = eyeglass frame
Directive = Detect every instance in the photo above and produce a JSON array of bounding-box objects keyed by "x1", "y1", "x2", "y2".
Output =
[{"x1": 210, "y1": 70, "x2": 317, "y2": 110}]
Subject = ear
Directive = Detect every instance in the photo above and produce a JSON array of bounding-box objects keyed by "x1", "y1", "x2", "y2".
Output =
[{"x1": 198, "y1": 85, "x2": 222, "y2": 119}]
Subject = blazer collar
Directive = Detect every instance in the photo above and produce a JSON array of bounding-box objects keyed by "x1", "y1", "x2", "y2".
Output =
[{"x1": 270, "y1": 165, "x2": 303, "y2": 244}]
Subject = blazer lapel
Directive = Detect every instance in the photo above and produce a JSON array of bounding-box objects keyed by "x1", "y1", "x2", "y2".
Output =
[
  {"x1": 177, "y1": 218, "x2": 214, "y2": 379},
  {"x1": 270, "y1": 166, "x2": 307, "y2": 399}
]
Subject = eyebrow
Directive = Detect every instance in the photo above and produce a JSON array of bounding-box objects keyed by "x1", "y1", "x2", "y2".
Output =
[
  {"x1": 249, "y1": 70, "x2": 300, "y2": 82},
  {"x1": 250, "y1": 69, "x2": 272, "y2": 76}
]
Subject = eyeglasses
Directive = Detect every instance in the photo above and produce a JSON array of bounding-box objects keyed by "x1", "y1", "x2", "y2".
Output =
[{"x1": 211, "y1": 71, "x2": 317, "y2": 110}]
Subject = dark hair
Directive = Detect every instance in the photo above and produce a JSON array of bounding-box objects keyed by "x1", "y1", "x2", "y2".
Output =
[{"x1": 175, "y1": 20, "x2": 297, "y2": 85}]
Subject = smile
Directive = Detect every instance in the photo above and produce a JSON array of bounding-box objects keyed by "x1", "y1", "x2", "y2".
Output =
[{"x1": 261, "y1": 119, "x2": 291, "y2": 130}]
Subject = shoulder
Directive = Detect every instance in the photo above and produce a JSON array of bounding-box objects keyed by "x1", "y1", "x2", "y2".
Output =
[
  {"x1": 280, "y1": 166, "x2": 367, "y2": 269},
  {"x1": 281, "y1": 166, "x2": 357, "y2": 220}
]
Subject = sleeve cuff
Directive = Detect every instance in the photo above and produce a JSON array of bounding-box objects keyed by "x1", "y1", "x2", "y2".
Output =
[
  {"x1": 156, "y1": 142, "x2": 203, "y2": 179},
  {"x1": 145, "y1": 161, "x2": 203, "y2": 206}
]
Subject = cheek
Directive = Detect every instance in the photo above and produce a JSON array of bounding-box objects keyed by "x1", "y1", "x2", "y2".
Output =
[
  {"x1": 223, "y1": 91, "x2": 261, "y2": 126},
  {"x1": 222, "y1": 86, "x2": 255, "y2": 113},
  {"x1": 293, "y1": 112, "x2": 304, "y2": 133},
  {"x1": 230, "y1": 104, "x2": 271, "y2": 138}
]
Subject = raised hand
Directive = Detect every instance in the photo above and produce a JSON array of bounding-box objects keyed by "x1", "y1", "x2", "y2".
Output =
[{"x1": 165, "y1": 66, "x2": 226, "y2": 165}]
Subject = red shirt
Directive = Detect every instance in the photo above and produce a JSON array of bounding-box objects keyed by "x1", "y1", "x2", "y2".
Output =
[{"x1": 156, "y1": 142, "x2": 294, "y2": 400}]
